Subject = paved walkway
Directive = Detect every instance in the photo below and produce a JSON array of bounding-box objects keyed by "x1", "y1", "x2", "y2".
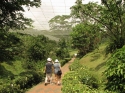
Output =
[{"x1": 26, "y1": 58, "x2": 75, "y2": 93}]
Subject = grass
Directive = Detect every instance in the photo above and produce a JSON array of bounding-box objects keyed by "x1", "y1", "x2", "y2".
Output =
[{"x1": 79, "y1": 44, "x2": 111, "y2": 79}]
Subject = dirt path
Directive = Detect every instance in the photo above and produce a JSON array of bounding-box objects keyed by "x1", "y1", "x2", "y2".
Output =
[{"x1": 26, "y1": 58, "x2": 75, "y2": 93}]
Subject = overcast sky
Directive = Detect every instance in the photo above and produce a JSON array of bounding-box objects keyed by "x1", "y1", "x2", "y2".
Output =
[{"x1": 24, "y1": 0, "x2": 101, "y2": 30}]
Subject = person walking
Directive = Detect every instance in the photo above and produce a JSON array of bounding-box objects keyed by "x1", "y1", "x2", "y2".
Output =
[
  {"x1": 44, "y1": 57, "x2": 54, "y2": 86},
  {"x1": 53, "y1": 59, "x2": 62, "y2": 85}
]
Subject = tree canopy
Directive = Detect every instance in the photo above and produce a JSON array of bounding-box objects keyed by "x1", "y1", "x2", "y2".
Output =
[
  {"x1": 0, "y1": 0, "x2": 41, "y2": 31},
  {"x1": 0, "y1": 0, "x2": 41, "y2": 62},
  {"x1": 70, "y1": 0, "x2": 125, "y2": 53},
  {"x1": 49, "y1": 15, "x2": 72, "y2": 31}
]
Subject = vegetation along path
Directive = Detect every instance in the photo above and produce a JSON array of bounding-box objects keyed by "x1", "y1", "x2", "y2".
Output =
[{"x1": 26, "y1": 57, "x2": 75, "y2": 93}]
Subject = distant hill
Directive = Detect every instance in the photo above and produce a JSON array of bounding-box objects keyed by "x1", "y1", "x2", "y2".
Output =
[{"x1": 11, "y1": 28, "x2": 72, "y2": 41}]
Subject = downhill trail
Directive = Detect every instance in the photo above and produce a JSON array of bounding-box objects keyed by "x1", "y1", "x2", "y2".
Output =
[{"x1": 26, "y1": 57, "x2": 75, "y2": 93}]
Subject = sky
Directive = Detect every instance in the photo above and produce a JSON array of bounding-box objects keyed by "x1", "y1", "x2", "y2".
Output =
[{"x1": 23, "y1": 0, "x2": 101, "y2": 30}]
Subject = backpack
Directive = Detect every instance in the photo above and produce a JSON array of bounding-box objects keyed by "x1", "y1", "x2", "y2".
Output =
[{"x1": 57, "y1": 70, "x2": 62, "y2": 75}]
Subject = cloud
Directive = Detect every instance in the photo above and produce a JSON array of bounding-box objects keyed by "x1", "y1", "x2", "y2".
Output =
[{"x1": 23, "y1": 0, "x2": 101, "y2": 30}]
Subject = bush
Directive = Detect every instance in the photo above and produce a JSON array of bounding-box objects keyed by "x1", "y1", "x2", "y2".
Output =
[
  {"x1": 63, "y1": 63, "x2": 99, "y2": 92},
  {"x1": 64, "y1": 58, "x2": 71, "y2": 62},
  {"x1": 60, "y1": 58, "x2": 71, "y2": 66},
  {"x1": 22, "y1": 60, "x2": 45, "y2": 70},
  {"x1": 62, "y1": 59, "x2": 115, "y2": 93},
  {"x1": 78, "y1": 68, "x2": 99, "y2": 89},
  {"x1": 69, "y1": 59, "x2": 83, "y2": 71},
  {"x1": 104, "y1": 46, "x2": 125, "y2": 93},
  {"x1": 62, "y1": 71, "x2": 113, "y2": 93},
  {"x1": 0, "y1": 71, "x2": 44, "y2": 93},
  {"x1": 62, "y1": 71, "x2": 85, "y2": 93}
]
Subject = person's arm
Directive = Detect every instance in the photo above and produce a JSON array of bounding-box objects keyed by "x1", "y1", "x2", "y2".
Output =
[{"x1": 44, "y1": 66, "x2": 46, "y2": 74}]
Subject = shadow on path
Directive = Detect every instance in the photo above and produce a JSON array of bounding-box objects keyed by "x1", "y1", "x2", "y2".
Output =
[{"x1": 26, "y1": 58, "x2": 75, "y2": 93}]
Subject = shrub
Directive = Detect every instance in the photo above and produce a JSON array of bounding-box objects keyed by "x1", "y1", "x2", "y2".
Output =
[
  {"x1": 22, "y1": 60, "x2": 45, "y2": 70},
  {"x1": 69, "y1": 59, "x2": 83, "y2": 71},
  {"x1": 62, "y1": 61, "x2": 99, "y2": 92},
  {"x1": 0, "y1": 71, "x2": 44, "y2": 93},
  {"x1": 104, "y1": 46, "x2": 125, "y2": 93},
  {"x1": 62, "y1": 59, "x2": 115, "y2": 93},
  {"x1": 62, "y1": 71, "x2": 85, "y2": 93},
  {"x1": 60, "y1": 58, "x2": 71, "y2": 66},
  {"x1": 62, "y1": 71, "x2": 113, "y2": 93}
]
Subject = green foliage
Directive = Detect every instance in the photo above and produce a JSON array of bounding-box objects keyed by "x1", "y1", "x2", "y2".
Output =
[
  {"x1": 49, "y1": 15, "x2": 72, "y2": 31},
  {"x1": 69, "y1": 59, "x2": 99, "y2": 88},
  {"x1": 56, "y1": 48, "x2": 69, "y2": 59},
  {"x1": 71, "y1": 23, "x2": 100, "y2": 57},
  {"x1": 27, "y1": 35, "x2": 47, "y2": 61},
  {"x1": 105, "y1": 36, "x2": 125, "y2": 54},
  {"x1": 60, "y1": 58, "x2": 71, "y2": 66},
  {"x1": 17, "y1": 34, "x2": 57, "y2": 63},
  {"x1": 0, "y1": 0, "x2": 41, "y2": 31},
  {"x1": 62, "y1": 58, "x2": 115, "y2": 93},
  {"x1": 0, "y1": 32, "x2": 65, "y2": 92},
  {"x1": 0, "y1": 71, "x2": 44, "y2": 93},
  {"x1": 62, "y1": 71, "x2": 85, "y2": 93},
  {"x1": 104, "y1": 46, "x2": 125, "y2": 93},
  {"x1": 22, "y1": 60, "x2": 45, "y2": 71},
  {"x1": 28, "y1": 43, "x2": 47, "y2": 61},
  {"x1": 69, "y1": 59, "x2": 83, "y2": 71},
  {"x1": 70, "y1": 0, "x2": 125, "y2": 54},
  {"x1": 62, "y1": 69, "x2": 111, "y2": 93},
  {"x1": 0, "y1": 32, "x2": 21, "y2": 61},
  {"x1": 78, "y1": 69, "x2": 99, "y2": 89},
  {"x1": 0, "y1": 64, "x2": 14, "y2": 78},
  {"x1": 56, "y1": 38, "x2": 70, "y2": 59}
]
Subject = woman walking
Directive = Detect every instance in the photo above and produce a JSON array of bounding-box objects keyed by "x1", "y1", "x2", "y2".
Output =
[{"x1": 53, "y1": 59, "x2": 62, "y2": 85}]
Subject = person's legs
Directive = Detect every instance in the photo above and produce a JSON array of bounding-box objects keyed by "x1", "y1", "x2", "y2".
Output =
[
  {"x1": 57, "y1": 75, "x2": 61, "y2": 85},
  {"x1": 46, "y1": 73, "x2": 52, "y2": 84},
  {"x1": 49, "y1": 73, "x2": 52, "y2": 84},
  {"x1": 45, "y1": 74, "x2": 49, "y2": 85},
  {"x1": 54, "y1": 74, "x2": 58, "y2": 84},
  {"x1": 45, "y1": 73, "x2": 53, "y2": 85}
]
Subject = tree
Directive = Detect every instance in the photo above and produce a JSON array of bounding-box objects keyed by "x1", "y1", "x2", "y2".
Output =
[
  {"x1": 71, "y1": 23, "x2": 100, "y2": 56},
  {"x1": 27, "y1": 35, "x2": 56, "y2": 61},
  {"x1": 0, "y1": 32, "x2": 21, "y2": 61},
  {"x1": 56, "y1": 38, "x2": 70, "y2": 59},
  {"x1": 0, "y1": 0, "x2": 41, "y2": 31},
  {"x1": 70, "y1": 0, "x2": 125, "y2": 53},
  {"x1": 49, "y1": 15, "x2": 72, "y2": 31},
  {"x1": 0, "y1": 0, "x2": 41, "y2": 62}
]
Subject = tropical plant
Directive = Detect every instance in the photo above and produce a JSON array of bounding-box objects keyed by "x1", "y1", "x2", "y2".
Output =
[{"x1": 104, "y1": 46, "x2": 125, "y2": 93}]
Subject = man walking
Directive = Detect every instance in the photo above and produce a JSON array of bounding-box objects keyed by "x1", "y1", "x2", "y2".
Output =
[{"x1": 44, "y1": 58, "x2": 53, "y2": 86}]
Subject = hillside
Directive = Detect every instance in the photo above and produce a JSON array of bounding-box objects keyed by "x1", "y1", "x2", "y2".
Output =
[
  {"x1": 11, "y1": 28, "x2": 72, "y2": 41},
  {"x1": 79, "y1": 44, "x2": 111, "y2": 78}
]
